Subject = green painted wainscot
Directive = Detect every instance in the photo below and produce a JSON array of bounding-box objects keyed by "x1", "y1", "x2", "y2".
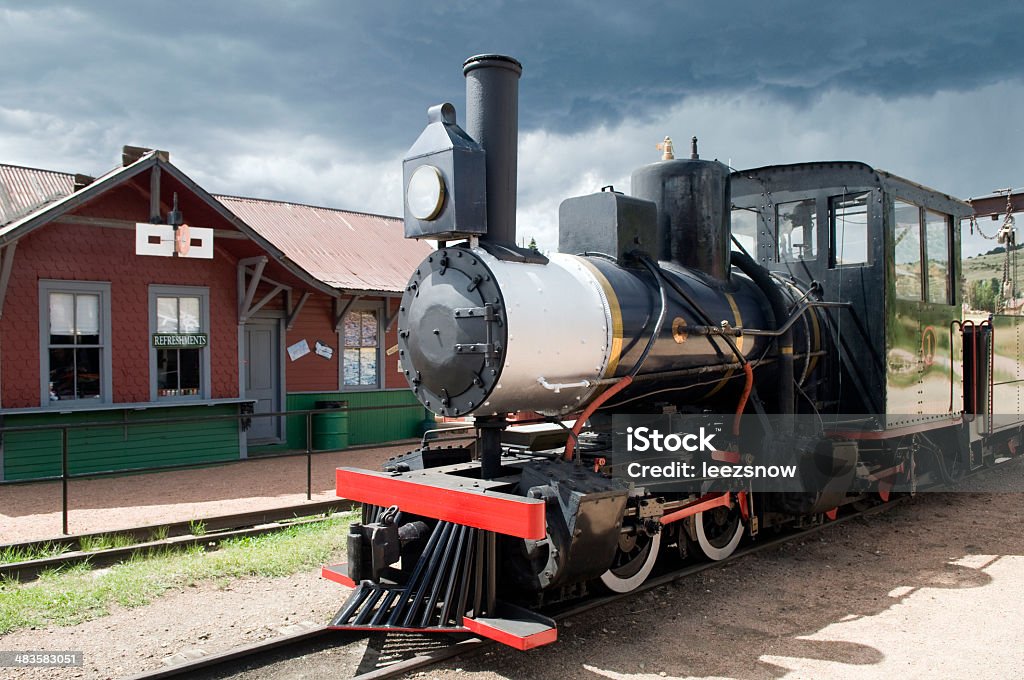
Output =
[
  {"x1": 285, "y1": 390, "x2": 430, "y2": 451},
  {"x1": 1, "y1": 403, "x2": 243, "y2": 481}
]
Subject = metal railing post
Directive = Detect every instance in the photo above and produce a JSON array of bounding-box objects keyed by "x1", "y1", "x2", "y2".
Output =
[
  {"x1": 306, "y1": 411, "x2": 312, "y2": 501},
  {"x1": 61, "y1": 427, "x2": 69, "y2": 535}
]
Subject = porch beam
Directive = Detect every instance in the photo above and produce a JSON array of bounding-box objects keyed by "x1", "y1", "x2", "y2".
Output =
[
  {"x1": 334, "y1": 295, "x2": 362, "y2": 332},
  {"x1": 238, "y1": 257, "x2": 267, "y2": 322},
  {"x1": 384, "y1": 298, "x2": 401, "y2": 331},
  {"x1": 242, "y1": 266, "x2": 295, "y2": 291},
  {"x1": 247, "y1": 284, "x2": 286, "y2": 318},
  {"x1": 286, "y1": 291, "x2": 310, "y2": 331},
  {"x1": 0, "y1": 241, "x2": 17, "y2": 320}
]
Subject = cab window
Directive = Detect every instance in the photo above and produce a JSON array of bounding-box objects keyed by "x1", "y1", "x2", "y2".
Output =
[
  {"x1": 925, "y1": 209, "x2": 950, "y2": 304},
  {"x1": 730, "y1": 207, "x2": 758, "y2": 256},
  {"x1": 829, "y1": 192, "x2": 869, "y2": 266},
  {"x1": 894, "y1": 199, "x2": 922, "y2": 300},
  {"x1": 777, "y1": 199, "x2": 817, "y2": 262}
]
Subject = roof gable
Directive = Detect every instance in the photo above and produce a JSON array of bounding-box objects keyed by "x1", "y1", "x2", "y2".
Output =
[{"x1": 0, "y1": 156, "x2": 429, "y2": 294}]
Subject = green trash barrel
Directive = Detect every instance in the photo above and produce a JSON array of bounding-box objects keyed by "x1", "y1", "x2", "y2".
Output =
[{"x1": 313, "y1": 400, "x2": 349, "y2": 451}]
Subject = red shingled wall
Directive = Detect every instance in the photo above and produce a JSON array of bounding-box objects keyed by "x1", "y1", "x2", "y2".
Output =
[
  {"x1": 284, "y1": 294, "x2": 338, "y2": 391},
  {"x1": 1, "y1": 214, "x2": 239, "y2": 409},
  {"x1": 384, "y1": 298, "x2": 403, "y2": 389},
  {"x1": 282, "y1": 295, "x2": 406, "y2": 392}
]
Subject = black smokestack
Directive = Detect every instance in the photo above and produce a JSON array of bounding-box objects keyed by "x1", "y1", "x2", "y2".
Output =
[{"x1": 463, "y1": 54, "x2": 521, "y2": 246}]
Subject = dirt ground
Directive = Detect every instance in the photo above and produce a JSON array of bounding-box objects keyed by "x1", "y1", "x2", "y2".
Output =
[
  {"x1": 1, "y1": 459, "x2": 1023, "y2": 679},
  {"x1": 0, "y1": 443, "x2": 414, "y2": 544},
  {"x1": 426, "y1": 460, "x2": 1024, "y2": 680}
]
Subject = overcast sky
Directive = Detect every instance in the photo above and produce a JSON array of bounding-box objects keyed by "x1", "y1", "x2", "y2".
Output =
[{"x1": 1, "y1": 1, "x2": 1021, "y2": 255}]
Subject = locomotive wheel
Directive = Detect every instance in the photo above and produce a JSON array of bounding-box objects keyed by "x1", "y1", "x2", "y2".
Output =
[
  {"x1": 598, "y1": 530, "x2": 662, "y2": 593},
  {"x1": 694, "y1": 506, "x2": 744, "y2": 561}
]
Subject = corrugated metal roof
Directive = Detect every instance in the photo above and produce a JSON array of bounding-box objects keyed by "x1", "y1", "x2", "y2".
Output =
[
  {"x1": 0, "y1": 162, "x2": 429, "y2": 294},
  {"x1": 215, "y1": 195, "x2": 430, "y2": 293},
  {"x1": 0, "y1": 164, "x2": 75, "y2": 227}
]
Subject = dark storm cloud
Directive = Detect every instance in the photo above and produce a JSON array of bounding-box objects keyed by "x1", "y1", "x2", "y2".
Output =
[{"x1": 2, "y1": 0, "x2": 1021, "y2": 162}]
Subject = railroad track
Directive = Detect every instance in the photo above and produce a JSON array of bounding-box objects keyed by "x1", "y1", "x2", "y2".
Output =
[
  {"x1": 119, "y1": 626, "x2": 480, "y2": 680},
  {"x1": 121, "y1": 496, "x2": 909, "y2": 680},
  {"x1": 0, "y1": 500, "x2": 356, "y2": 582}
]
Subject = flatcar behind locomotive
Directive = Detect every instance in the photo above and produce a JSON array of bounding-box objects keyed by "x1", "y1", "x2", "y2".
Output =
[{"x1": 321, "y1": 54, "x2": 1024, "y2": 649}]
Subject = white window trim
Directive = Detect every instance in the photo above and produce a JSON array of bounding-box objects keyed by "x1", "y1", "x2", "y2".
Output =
[
  {"x1": 38, "y1": 280, "x2": 113, "y2": 407},
  {"x1": 148, "y1": 285, "x2": 212, "y2": 402},
  {"x1": 338, "y1": 301, "x2": 384, "y2": 391}
]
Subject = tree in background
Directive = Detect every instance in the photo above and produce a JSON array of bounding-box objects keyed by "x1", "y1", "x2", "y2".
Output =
[{"x1": 967, "y1": 277, "x2": 1000, "y2": 312}]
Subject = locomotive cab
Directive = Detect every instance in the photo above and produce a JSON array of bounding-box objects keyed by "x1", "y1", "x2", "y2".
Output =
[
  {"x1": 731, "y1": 164, "x2": 989, "y2": 487},
  {"x1": 731, "y1": 163, "x2": 970, "y2": 421}
]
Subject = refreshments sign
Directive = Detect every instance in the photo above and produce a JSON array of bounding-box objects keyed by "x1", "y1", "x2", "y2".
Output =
[{"x1": 152, "y1": 333, "x2": 208, "y2": 349}]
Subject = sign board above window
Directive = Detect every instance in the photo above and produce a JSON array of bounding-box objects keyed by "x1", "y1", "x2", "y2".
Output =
[
  {"x1": 152, "y1": 333, "x2": 208, "y2": 349},
  {"x1": 135, "y1": 223, "x2": 214, "y2": 259}
]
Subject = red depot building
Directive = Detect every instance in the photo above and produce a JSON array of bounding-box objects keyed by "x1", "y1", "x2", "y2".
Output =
[{"x1": 0, "y1": 147, "x2": 431, "y2": 480}]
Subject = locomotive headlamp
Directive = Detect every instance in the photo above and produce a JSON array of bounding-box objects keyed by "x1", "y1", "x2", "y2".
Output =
[
  {"x1": 407, "y1": 165, "x2": 446, "y2": 221},
  {"x1": 401, "y1": 102, "x2": 487, "y2": 239}
]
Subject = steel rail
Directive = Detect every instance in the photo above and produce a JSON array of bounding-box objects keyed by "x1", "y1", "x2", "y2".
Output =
[
  {"x1": 1, "y1": 500, "x2": 356, "y2": 582},
  {"x1": 119, "y1": 624, "x2": 336, "y2": 680},
  {"x1": 121, "y1": 496, "x2": 911, "y2": 680}
]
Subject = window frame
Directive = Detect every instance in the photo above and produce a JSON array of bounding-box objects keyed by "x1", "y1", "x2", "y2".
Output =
[
  {"x1": 924, "y1": 208, "x2": 952, "y2": 305},
  {"x1": 729, "y1": 206, "x2": 759, "y2": 259},
  {"x1": 38, "y1": 280, "x2": 113, "y2": 407},
  {"x1": 828, "y1": 191, "x2": 872, "y2": 268},
  {"x1": 892, "y1": 198, "x2": 925, "y2": 301},
  {"x1": 339, "y1": 301, "x2": 383, "y2": 391},
  {"x1": 775, "y1": 197, "x2": 819, "y2": 263},
  {"x1": 148, "y1": 285, "x2": 211, "y2": 402}
]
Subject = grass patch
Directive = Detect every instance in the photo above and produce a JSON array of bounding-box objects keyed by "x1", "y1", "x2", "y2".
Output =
[
  {"x1": 0, "y1": 542, "x2": 70, "y2": 565},
  {"x1": 188, "y1": 520, "x2": 207, "y2": 537},
  {"x1": 0, "y1": 511, "x2": 356, "y2": 635},
  {"x1": 78, "y1": 533, "x2": 136, "y2": 553},
  {"x1": 148, "y1": 525, "x2": 170, "y2": 542}
]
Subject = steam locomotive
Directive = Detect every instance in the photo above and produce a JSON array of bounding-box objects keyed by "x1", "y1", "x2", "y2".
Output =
[{"x1": 321, "y1": 55, "x2": 1024, "y2": 649}]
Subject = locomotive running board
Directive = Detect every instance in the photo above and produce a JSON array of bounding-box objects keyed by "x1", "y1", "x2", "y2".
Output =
[
  {"x1": 324, "y1": 519, "x2": 557, "y2": 649},
  {"x1": 335, "y1": 466, "x2": 546, "y2": 539}
]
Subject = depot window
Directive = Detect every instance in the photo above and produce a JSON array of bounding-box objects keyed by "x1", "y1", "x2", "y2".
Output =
[
  {"x1": 342, "y1": 306, "x2": 380, "y2": 388},
  {"x1": 39, "y1": 280, "x2": 112, "y2": 405},
  {"x1": 149, "y1": 286, "x2": 211, "y2": 400}
]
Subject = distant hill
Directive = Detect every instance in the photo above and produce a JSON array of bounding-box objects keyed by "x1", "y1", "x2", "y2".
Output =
[
  {"x1": 962, "y1": 248, "x2": 1020, "y2": 285},
  {"x1": 977, "y1": 241, "x2": 1024, "y2": 256}
]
